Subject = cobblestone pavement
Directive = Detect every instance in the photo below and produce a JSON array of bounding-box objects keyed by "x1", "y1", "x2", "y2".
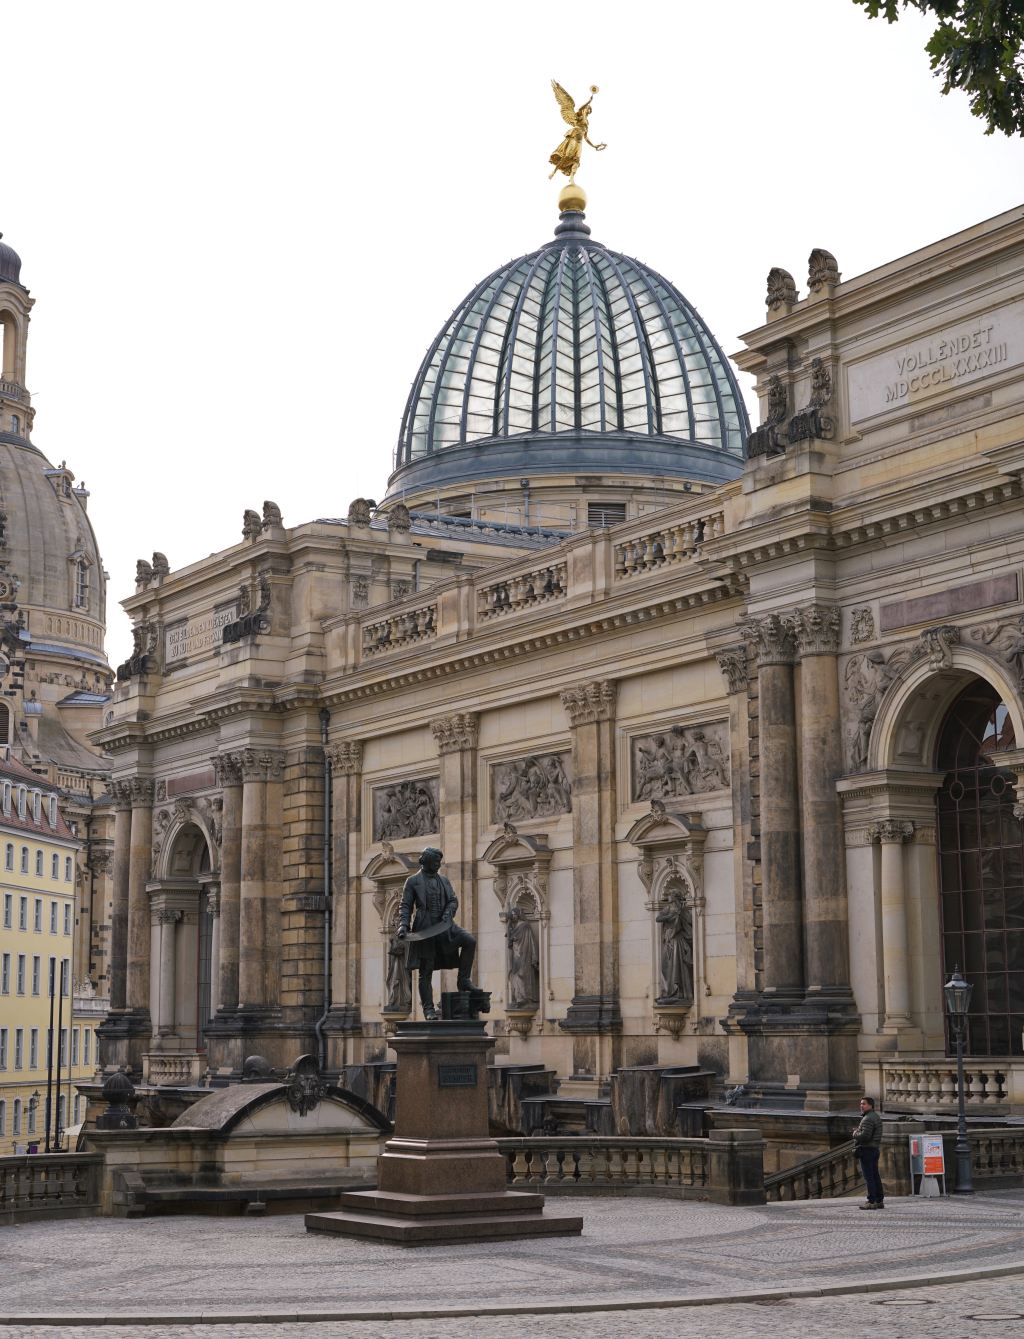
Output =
[{"x1": 1, "y1": 1191, "x2": 1023, "y2": 1334}]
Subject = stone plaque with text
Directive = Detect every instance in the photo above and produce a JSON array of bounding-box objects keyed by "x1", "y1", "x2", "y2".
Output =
[{"x1": 164, "y1": 604, "x2": 238, "y2": 665}]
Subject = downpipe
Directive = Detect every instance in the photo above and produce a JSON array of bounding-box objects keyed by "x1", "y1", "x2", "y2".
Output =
[{"x1": 314, "y1": 707, "x2": 332, "y2": 1071}]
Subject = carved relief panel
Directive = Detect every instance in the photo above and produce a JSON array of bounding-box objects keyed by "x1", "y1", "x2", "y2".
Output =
[
  {"x1": 371, "y1": 776, "x2": 439, "y2": 842},
  {"x1": 490, "y1": 752, "x2": 572, "y2": 823},
  {"x1": 630, "y1": 721, "x2": 729, "y2": 803}
]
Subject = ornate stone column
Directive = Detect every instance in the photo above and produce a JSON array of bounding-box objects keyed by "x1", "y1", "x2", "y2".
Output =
[
  {"x1": 790, "y1": 605, "x2": 854, "y2": 1004},
  {"x1": 156, "y1": 909, "x2": 181, "y2": 1037},
  {"x1": 108, "y1": 783, "x2": 133, "y2": 1012},
  {"x1": 870, "y1": 819, "x2": 914, "y2": 1030},
  {"x1": 206, "y1": 884, "x2": 222, "y2": 1015},
  {"x1": 325, "y1": 741, "x2": 363, "y2": 1062},
  {"x1": 431, "y1": 713, "x2": 479, "y2": 934},
  {"x1": 213, "y1": 752, "x2": 243, "y2": 1013},
  {"x1": 125, "y1": 778, "x2": 155, "y2": 1015},
  {"x1": 558, "y1": 679, "x2": 620, "y2": 1079},
  {"x1": 235, "y1": 747, "x2": 286, "y2": 1011},
  {"x1": 743, "y1": 615, "x2": 803, "y2": 1001},
  {"x1": 715, "y1": 645, "x2": 755, "y2": 1002}
]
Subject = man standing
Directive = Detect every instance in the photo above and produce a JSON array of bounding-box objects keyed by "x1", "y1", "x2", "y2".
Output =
[
  {"x1": 853, "y1": 1095, "x2": 884, "y2": 1209},
  {"x1": 397, "y1": 848, "x2": 478, "y2": 1021}
]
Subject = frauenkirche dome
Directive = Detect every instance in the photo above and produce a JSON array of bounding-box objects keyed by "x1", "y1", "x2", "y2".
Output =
[{"x1": 391, "y1": 207, "x2": 749, "y2": 500}]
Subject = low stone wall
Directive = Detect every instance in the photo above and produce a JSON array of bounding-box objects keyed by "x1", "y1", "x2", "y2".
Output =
[{"x1": 0, "y1": 1153, "x2": 103, "y2": 1224}]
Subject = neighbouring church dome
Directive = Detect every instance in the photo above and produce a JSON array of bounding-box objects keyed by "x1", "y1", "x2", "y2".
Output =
[
  {"x1": 391, "y1": 206, "x2": 749, "y2": 497},
  {"x1": 0, "y1": 235, "x2": 23, "y2": 287}
]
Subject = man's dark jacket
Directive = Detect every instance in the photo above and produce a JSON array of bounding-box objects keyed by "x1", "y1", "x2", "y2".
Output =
[{"x1": 399, "y1": 870, "x2": 461, "y2": 971}]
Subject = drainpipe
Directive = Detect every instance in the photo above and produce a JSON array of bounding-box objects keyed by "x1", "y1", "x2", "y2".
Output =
[{"x1": 314, "y1": 708, "x2": 332, "y2": 1072}]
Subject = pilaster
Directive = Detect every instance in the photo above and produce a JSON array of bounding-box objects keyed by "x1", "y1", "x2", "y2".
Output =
[
  {"x1": 325, "y1": 740, "x2": 363, "y2": 1065},
  {"x1": 431, "y1": 713, "x2": 479, "y2": 934}
]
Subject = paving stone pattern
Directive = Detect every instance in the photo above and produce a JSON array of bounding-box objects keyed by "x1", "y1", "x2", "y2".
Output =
[{"x1": 1, "y1": 1192, "x2": 1023, "y2": 1336}]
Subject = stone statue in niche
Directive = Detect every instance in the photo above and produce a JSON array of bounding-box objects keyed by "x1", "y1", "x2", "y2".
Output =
[
  {"x1": 631, "y1": 723, "x2": 729, "y2": 802},
  {"x1": 655, "y1": 886, "x2": 693, "y2": 1007},
  {"x1": 384, "y1": 930, "x2": 413, "y2": 1014},
  {"x1": 492, "y1": 753, "x2": 572, "y2": 822},
  {"x1": 505, "y1": 906, "x2": 539, "y2": 1010},
  {"x1": 372, "y1": 778, "x2": 439, "y2": 842}
]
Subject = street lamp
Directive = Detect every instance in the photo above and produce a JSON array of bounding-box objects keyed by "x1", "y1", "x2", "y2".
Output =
[{"x1": 944, "y1": 967, "x2": 974, "y2": 1195}]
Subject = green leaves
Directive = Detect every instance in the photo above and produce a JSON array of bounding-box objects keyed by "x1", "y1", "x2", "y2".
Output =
[{"x1": 853, "y1": 0, "x2": 1024, "y2": 135}]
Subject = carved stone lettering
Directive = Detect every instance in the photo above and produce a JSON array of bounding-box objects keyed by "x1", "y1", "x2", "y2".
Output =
[
  {"x1": 491, "y1": 753, "x2": 572, "y2": 822},
  {"x1": 165, "y1": 605, "x2": 238, "y2": 664},
  {"x1": 372, "y1": 776, "x2": 439, "y2": 842},
  {"x1": 631, "y1": 722, "x2": 729, "y2": 802}
]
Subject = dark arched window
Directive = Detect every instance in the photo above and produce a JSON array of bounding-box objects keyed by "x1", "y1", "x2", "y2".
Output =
[{"x1": 936, "y1": 680, "x2": 1023, "y2": 1056}]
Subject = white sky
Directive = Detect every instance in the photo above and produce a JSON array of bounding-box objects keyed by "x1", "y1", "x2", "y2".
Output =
[{"x1": 2, "y1": 0, "x2": 1022, "y2": 662}]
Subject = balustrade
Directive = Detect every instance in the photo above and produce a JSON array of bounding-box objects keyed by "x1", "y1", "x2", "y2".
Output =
[
  {"x1": 614, "y1": 510, "x2": 724, "y2": 579},
  {"x1": 0, "y1": 1153, "x2": 102, "y2": 1223},
  {"x1": 478, "y1": 562, "x2": 567, "y2": 620},
  {"x1": 497, "y1": 1136, "x2": 710, "y2": 1193},
  {"x1": 884, "y1": 1061, "x2": 1008, "y2": 1110},
  {"x1": 361, "y1": 602, "x2": 437, "y2": 657}
]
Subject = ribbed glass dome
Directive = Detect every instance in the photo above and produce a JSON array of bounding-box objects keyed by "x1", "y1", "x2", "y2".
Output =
[{"x1": 394, "y1": 209, "x2": 748, "y2": 485}]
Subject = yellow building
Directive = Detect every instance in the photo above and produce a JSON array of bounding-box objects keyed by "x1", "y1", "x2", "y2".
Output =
[{"x1": 0, "y1": 752, "x2": 93, "y2": 1153}]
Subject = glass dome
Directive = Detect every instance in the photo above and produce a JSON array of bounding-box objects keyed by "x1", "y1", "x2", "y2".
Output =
[{"x1": 393, "y1": 209, "x2": 748, "y2": 493}]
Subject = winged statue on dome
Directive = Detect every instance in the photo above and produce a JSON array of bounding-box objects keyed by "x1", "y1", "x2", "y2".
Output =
[{"x1": 548, "y1": 81, "x2": 606, "y2": 183}]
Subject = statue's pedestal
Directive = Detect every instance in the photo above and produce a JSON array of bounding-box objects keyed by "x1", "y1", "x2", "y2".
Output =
[{"x1": 306, "y1": 1020, "x2": 582, "y2": 1245}]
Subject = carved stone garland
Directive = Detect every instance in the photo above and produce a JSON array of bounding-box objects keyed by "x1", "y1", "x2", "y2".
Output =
[{"x1": 625, "y1": 804, "x2": 708, "y2": 1039}]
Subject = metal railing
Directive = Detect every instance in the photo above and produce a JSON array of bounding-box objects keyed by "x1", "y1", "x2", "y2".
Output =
[{"x1": 0, "y1": 1153, "x2": 103, "y2": 1224}]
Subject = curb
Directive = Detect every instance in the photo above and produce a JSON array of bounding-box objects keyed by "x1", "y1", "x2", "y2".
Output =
[{"x1": 3, "y1": 1258, "x2": 1024, "y2": 1327}]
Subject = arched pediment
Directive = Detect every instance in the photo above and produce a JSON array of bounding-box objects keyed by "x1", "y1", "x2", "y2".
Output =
[
  {"x1": 362, "y1": 847, "x2": 418, "y2": 883},
  {"x1": 481, "y1": 822, "x2": 552, "y2": 871},
  {"x1": 624, "y1": 803, "x2": 707, "y2": 854}
]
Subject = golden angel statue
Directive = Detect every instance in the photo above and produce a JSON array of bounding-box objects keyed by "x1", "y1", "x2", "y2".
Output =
[{"x1": 549, "y1": 81, "x2": 606, "y2": 183}]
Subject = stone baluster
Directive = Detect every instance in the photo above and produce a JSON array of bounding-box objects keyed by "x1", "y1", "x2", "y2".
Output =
[
  {"x1": 108, "y1": 782, "x2": 133, "y2": 1011},
  {"x1": 558, "y1": 680, "x2": 621, "y2": 1077},
  {"x1": 430, "y1": 714, "x2": 480, "y2": 935},
  {"x1": 790, "y1": 605, "x2": 854, "y2": 1004},
  {"x1": 213, "y1": 751, "x2": 243, "y2": 1013},
  {"x1": 326, "y1": 740, "x2": 363, "y2": 1058},
  {"x1": 743, "y1": 616, "x2": 804, "y2": 1000},
  {"x1": 869, "y1": 819, "x2": 914, "y2": 1029},
  {"x1": 125, "y1": 778, "x2": 155, "y2": 1016}
]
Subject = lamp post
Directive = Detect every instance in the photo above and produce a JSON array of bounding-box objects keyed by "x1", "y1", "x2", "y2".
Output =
[{"x1": 944, "y1": 967, "x2": 974, "y2": 1195}]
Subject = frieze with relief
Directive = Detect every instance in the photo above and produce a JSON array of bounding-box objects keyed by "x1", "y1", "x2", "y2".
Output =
[
  {"x1": 631, "y1": 722, "x2": 729, "y2": 802},
  {"x1": 372, "y1": 777, "x2": 439, "y2": 842},
  {"x1": 491, "y1": 753, "x2": 572, "y2": 822}
]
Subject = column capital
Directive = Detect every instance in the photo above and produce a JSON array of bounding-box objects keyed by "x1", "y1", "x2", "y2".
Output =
[
  {"x1": 157, "y1": 908, "x2": 183, "y2": 926},
  {"x1": 790, "y1": 604, "x2": 841, "y2": 658},
  {"x1": 742, "y1": 614, "x2": 796, "y2": 666},
  {"x1": 561, "y1": 679, "x2": 617, "y2": 726},
  {"x1": 714, "y1": 645, "x2": 748, "y2": 695},
  {"x1": 240, "y1": 747, "x2": 285, "y2": 782},
  {"x1": 206, "y1": 888, "x2": 221, "y2": 918},
  {"x1": 325, "y1": 740, "x2": 363, "y2": 774},
  {"x1": 128, "y1": 777, "x2": 155, "y2": 807},
  {"x1": 430, "y1": 712, "x2": 479, "y2": 755},
  {"x1": 869, "y1": 819, "x2": 914, "y2": 844},
  {"x1": 212, "y1": 752, "x2": 245, "y2": 786},
  {"x1": 109, "y1": 780, "x2": 134, "y2": 811}
]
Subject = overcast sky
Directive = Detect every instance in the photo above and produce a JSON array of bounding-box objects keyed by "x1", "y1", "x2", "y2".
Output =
[{"x1": 3, "y1": 0, "x2": 1022, "y2": 661}]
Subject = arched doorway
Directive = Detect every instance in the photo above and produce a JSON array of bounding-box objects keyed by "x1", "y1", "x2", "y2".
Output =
[{"x1": 936, "y1": 680, "x2": 1024, "y2": 1058}]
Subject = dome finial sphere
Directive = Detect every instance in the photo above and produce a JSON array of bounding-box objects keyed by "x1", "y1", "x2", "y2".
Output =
[{"x1": 558, "y1": 181, "x2": 587, "y2": 213}]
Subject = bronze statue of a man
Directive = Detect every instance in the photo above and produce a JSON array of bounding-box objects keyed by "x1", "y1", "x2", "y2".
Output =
[{"x1": 397, "y1": 847, "x2": 478, "y2": 1021}]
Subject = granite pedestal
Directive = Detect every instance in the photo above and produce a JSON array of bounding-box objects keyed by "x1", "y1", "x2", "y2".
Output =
[{"x1": 306, "y1": 1018, "x2": 582, "y2": 1245}]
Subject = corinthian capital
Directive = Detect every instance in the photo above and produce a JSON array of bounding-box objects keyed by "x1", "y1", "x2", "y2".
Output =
[
  {"x1": 431, "y1": 713, "x2": 479, "y2": 755},
  {"x1": 714, "y1": 645, "x2": 748, "y2": 696},
  {"x1": 326, "y1": 741, "x2": 363, "y2": 775},
  {"x1": 109, "y1": 780, "x2": 134, "y2": 811},
  {"x1": 742, "y1": 614, "x2": 796, "y2": 667},
  {"x1": 212, "y1": 751, "x2": 244, "y2": 787},
  {"x1": 128, "y1": 777, "x2": 155, "y2": 807},
  {"x1": 868, "y1": 819, "x2": 914, "y2": 845},
  {"x1": 790, "y1": 604, "x2": 841, "y2": 658},
  {"x1": 560, "y1": 679, "x2": 618, "y2": 726}
]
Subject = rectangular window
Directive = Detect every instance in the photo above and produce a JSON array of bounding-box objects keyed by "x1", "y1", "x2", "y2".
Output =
[
  {"x1": 16, "y1": 954, "x2": 25, "y2": 994},
  {"x1": 27, "y1": 1100, "x2": 36, "y2": 1134},
  {"x1": 49, "y1": 796, "x2": 57, "y2": 828},
  {"x1": 33, "y1": 898, "x2": 42, "y2": 932},
  {"x1": 71, "y1": 1028, "x2": 79, "y2": 1066},
  {"x1": 83, "y1": 1028, "x2": 91, "y2": 1066},
  {"x1": 63, "y1": 903, "x2": 71, "y2": 936},
  {"x1": 64, "y1": 856, "x2": 73, "y2": 882},
  {"x1": 20, "y1": 847, "x2": 28, "y2": 873},
  {"x1": 34, "y1": 850, "x2": 42, "y2": 877},
  {"x1": 2, "y1": 892, "x2": 10, "y2": 927},
  {"x1": 73, "y1": 1094, "x2": 80, "y2": 1124},
  {"x1": 32, "y1": 792, "x2": 40, "y2": 823},
  {"x1": 29, "y1": 1027, "x2": 38, "y2": 1068},
  {"x1": 1, "y1": 953, "x2": 8, "y2": 994},
  {"x1": 14, "y1": 1028, "x2": 23, "y2": 1068},
  {"x1": 48, "y1": 956, "x2": 56, "y2": 996},
  {"x1": 50, "y1": 901, "x2": 57, "y2": 933},
  {"x1": 18, "y1": 896, "x2": 27, "y2": 929},
  {"x1": 61, "y1": 959, "x2": 69, "y2": 996},
  {"x1": 57, "y1": 1093, "x2": 65, "y2": 1133},
  {"x1": 12, "y1": 1099, "x2": 21, "y2": 1135},
  {"x1": 587, "y1": 501, "x2": 627, "y2": 527},
  {"x1": 51, "y1": 853, "x2": 59, "y2": 879},
  {"x1": 0, "y1": 1100, "x2": 5, "y2": 1135},
  {"x1": 4, "y1": 843, "x2": 12, "y2": 870},
  {"x1": 0, "y1": 1028, "x2": 7, "y2": 1069},
  {"x1": 59, "y1": 1028, "x2": 67, "y2": 1067},
  {"x1": 31, "y1": 955, "x2": 40, "y2": 995}
]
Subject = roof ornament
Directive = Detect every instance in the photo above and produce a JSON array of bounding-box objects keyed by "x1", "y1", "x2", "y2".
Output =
[{"x1": 548, "y1": 81, "x2": 606, "y2": 214}]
